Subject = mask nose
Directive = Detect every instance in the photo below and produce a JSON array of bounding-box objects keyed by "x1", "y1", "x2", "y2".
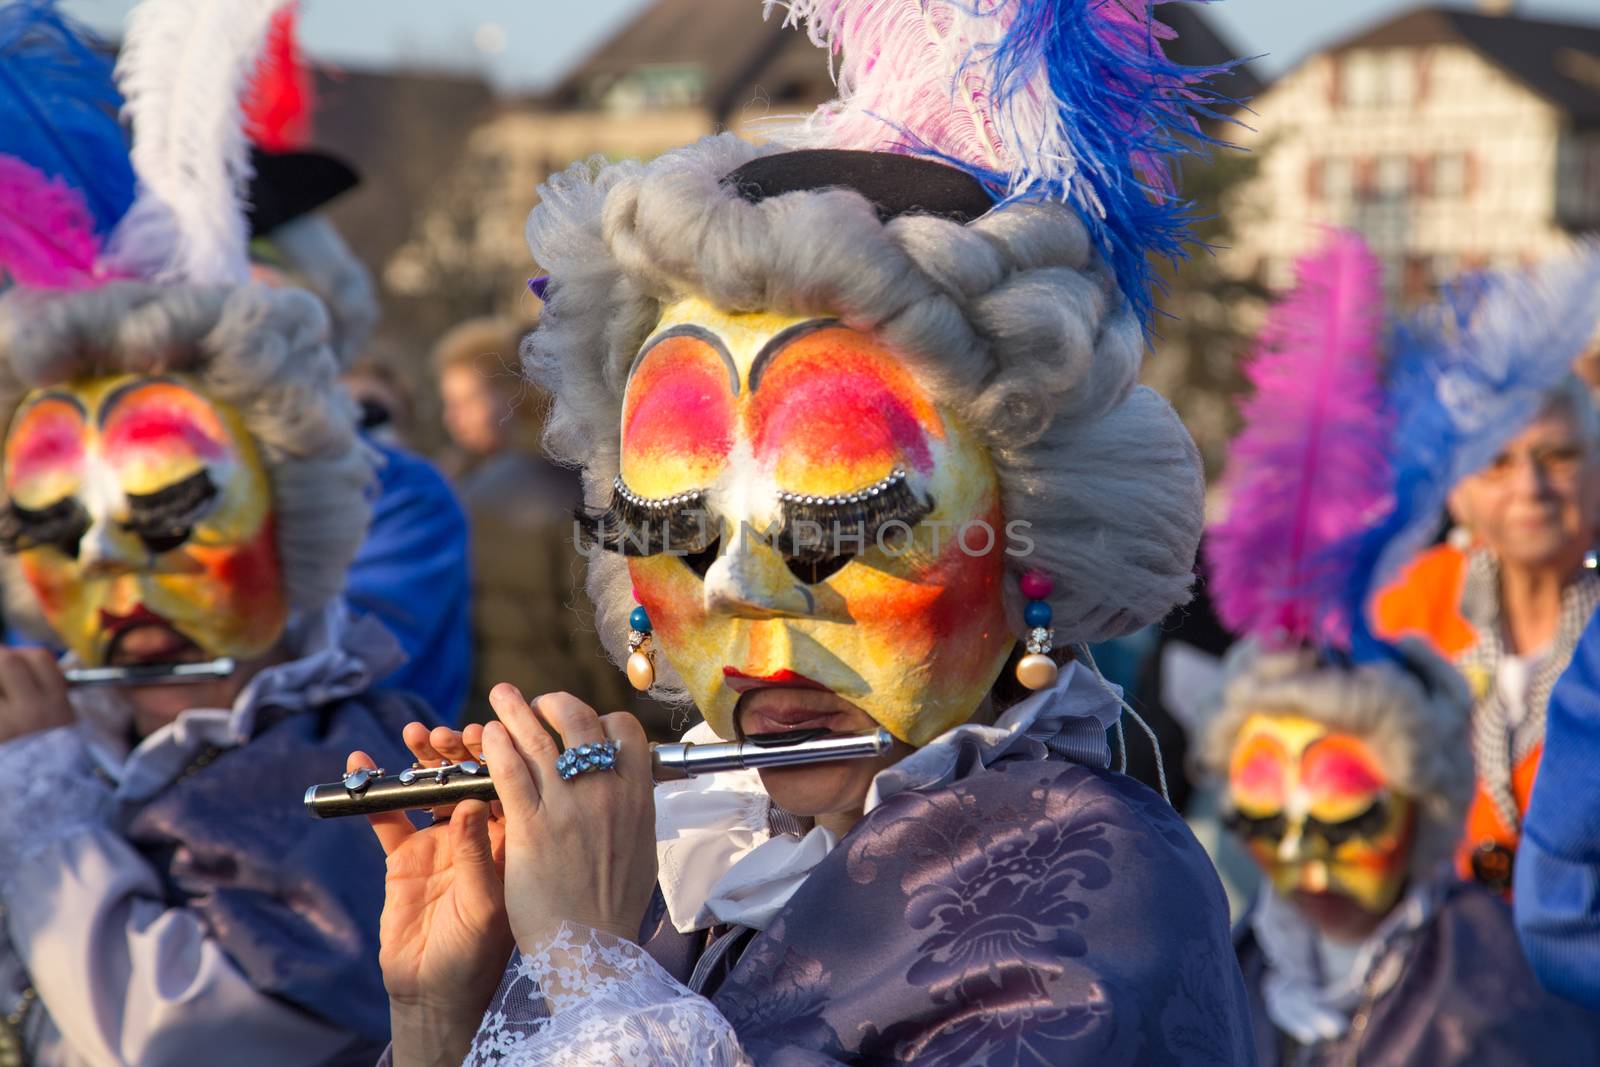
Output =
[
  {"x1": 703, "y1": 525, "x2": 816, "y2": 620},
  {"x1": 77, "y1": 515, "x2": 144, "y2": 579}
]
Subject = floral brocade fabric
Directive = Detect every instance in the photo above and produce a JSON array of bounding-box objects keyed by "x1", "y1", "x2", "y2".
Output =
[{"x1": 633, "y1": 757, "x2": 1255, "y2": 1065}]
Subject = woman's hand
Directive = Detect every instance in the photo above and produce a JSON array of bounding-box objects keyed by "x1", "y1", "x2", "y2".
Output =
[
  {"x1": 0, "y1": 648, "x2": 71, "y2": 744},
  {"x1": 482, "y1": 685, "x2": 658, "y2": 952},
  {"x1": 354, "y1": 723, "x2": 514, "y2": 1067}
]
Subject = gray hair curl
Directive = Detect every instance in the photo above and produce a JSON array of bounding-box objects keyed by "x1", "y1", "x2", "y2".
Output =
[
  {"x1": 0, "y1": 281, "x2": 372, "y2": 636},
  {"x1": 523, "y1": 134, "x2": 1204, "y2": 701},
  {"x1": 1196, "y1": 640, "x2": 1474, "y2": 881}
]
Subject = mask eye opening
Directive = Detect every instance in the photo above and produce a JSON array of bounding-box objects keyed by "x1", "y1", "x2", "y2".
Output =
[{"x1": 678, "y1": 537, "x2": 722, "y2": 579}]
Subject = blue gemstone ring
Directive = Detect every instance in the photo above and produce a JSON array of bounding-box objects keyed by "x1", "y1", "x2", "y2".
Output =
[{"x1": 555, "y1": 740, "x2": 620, "y2": 782}]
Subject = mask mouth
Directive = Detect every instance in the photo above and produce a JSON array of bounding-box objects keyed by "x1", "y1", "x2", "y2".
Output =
[
  {"x1": 734, "y1": 682, "x2": 871, "y2": 741},
  {"x1": 100, "y1": 607, "x2": 206, "y2": 668}
]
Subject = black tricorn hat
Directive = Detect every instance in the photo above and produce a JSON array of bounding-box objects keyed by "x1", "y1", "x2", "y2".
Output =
[
  {"x1": 722, "y1": 149, "x2": 994, "y2": 224},
  {"x1": 246, "y1": 146, "x2": 359, "y2": 237}
]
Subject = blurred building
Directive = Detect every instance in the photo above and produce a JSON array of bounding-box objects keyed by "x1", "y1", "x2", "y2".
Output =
[
  {"x1": 1226, "y1": 3, "x2": 1600, "y2": 305},
  {"x1": 383, "y1": 0, "x2": 833, "y2": 311}
]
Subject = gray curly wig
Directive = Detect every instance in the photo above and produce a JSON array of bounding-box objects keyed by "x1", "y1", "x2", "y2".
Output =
[
  {"x1": 524, "y1": 134, "x2": 1204, "y2": 701},
  {"x1": 0, "y1": 280, "x2": 372, "y2": 637},
  {"x1": 1197, "y1": 640, "x2": 1474, "y2": 880}
]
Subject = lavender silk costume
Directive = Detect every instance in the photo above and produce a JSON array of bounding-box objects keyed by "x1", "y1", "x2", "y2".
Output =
[
  {"x1": 0, "y1": 608, "x2": 418, "y2": 1067},
  {"x1": 412, "y1": 663, "x2": 1255, "y2": 1066},
  {"x1": 1235, "y1": 877, "x2": 1600, "y2": 1066}
]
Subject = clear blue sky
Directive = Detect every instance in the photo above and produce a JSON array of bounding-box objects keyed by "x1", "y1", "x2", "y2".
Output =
[{"x1": 67, "y1": 0, "x2": 1600, "y2": 92}]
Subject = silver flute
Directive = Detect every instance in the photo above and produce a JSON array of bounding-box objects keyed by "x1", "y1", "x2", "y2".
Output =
[
  {"x1": 65, "y1": 657, "x2": 237, "y2": 688},
  {"x1": 303, "y1": 727, "x2": 895, "y2": 819}
]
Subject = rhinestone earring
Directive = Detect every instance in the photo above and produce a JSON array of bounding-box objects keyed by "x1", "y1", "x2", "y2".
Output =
[
  {"x1": 626, "y1": 603, "x2": 656, "y2": 691},
  {"x1": 1015, "y1": 570, "x2": 1058, "y2": 690}
]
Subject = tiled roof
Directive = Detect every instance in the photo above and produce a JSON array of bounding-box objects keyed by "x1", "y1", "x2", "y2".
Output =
[{"x1": 1323, "y1": 5, "x2": 1600, "y2": 123}]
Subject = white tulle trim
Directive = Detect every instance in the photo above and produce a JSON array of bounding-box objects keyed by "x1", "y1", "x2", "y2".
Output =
[{"x1": 464, "y1": 924, "x2": 752, "y2": 1067}]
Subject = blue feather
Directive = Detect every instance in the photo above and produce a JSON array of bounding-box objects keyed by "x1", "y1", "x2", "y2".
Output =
[
  {"x1": 961, "y1": 0, "x2": 1240, "y2": 327},
  {"x1": 0, "y1": 0, "x2": 134, "y2": 238},
  {"x1": 1338, "y1": 249, "x2": 1600, "y2": 662}
]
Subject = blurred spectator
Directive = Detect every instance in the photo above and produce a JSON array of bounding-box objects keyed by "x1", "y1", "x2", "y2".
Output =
[
  {"x1": 432, "y1": 317, "x2": 635, "y2": 726},
  {"x1": 343, "y1": 354, "x2": 418, "y2": 447},
  {"x1": 1516, "y1": 608, "x2": 1600, "y2": 1011},
  {"x1": 1376, "y1": 378, "x2": 1600, "y2": 892}
]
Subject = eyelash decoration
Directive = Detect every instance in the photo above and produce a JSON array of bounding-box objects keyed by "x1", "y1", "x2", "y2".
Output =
[
  {"x1": 770, "y1": 467, "x2": 934, "y2": 565},
  {"x1": 123, "y1": 468, "x2": 219, "y2": 553},
  {"x1": 0, "y1": 496, "x2": 92, "y2": 558},
  {"x1": 1306, "y1": 799, "x2": 1394, "y2": 848},
  {"x1": 577, "y1": 476, "x2": 717, "y2": 557},
  {"x1": 1221, "y1": 809, "x2": 1287, "y2": 844}
]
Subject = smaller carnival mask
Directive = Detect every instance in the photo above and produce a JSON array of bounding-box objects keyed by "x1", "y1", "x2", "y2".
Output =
[
  {"x1": 2, "y1": 374, "x2": 286, "y2": 667},
  {"x1": 614, "y1": 296, "x2": 1014, "y2": 747},
  {"x1": 1226, "y1": 713, "x2": 1414, "y2": 915}
]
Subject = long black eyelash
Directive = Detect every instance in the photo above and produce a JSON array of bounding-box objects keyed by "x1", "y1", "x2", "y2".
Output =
[
  {"x1": 576, "y1": 476, "x2": 716, "y2": 557},
  {"x1": 0, "y1": 497, "x2": 91, "y2": 558},
  {"x1": 1222, "y1": 808, "x2": 1288, "y2": 843},
  {"x1": 770, "y1": 468, "x2": 934, "y2": 564},
  {"x1": 1306, "y1": 800, "x2": 1393, "y2": 848},
  {"x1": 123, "y1": 469, "x2": 218, "y2": 551}
]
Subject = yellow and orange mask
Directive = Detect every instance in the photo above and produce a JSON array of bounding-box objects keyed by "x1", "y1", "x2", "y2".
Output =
[
  {"x1": 1226, "y1": 712, "x2": 1414, "y2": 914},
  {"x1": 616, "y1": 297, "x2": 1014, "y2": 746},
  {"x1": 1, "y1": 373, "x2": 286, "y2": 667}
]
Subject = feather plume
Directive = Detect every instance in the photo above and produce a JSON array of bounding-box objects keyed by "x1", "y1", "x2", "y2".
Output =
[
  {"x1": 243, "y1": 4, "x2": 313, "y2": 151},
  {"x1": 1207, "y1": 230, "x2": 1390, "y2": 649},
  {"x1": 0, "y1": 156, "x2": 102, "y2": 288},
  {"x1": 1340, "y1": 245, "x2": 1600, "y2": 661},
  {"x1": 764, "y1": 0, "x2": 1235, "y2": 325},
  {"x1": 111, "y1": 0, "x2": 289, "y2": 286},
  {"x1": 0, "y1": 0, "x2": 134, "y2": 238}
]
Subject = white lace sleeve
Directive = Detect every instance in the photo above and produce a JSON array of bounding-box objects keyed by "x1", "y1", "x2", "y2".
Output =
[{"x1": 464, "y1": 924, "x2": 753, "y2": 1067}]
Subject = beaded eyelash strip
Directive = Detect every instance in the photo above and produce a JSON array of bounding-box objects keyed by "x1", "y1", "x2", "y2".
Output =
[
  {"x1": 578, "y1": 468, "x2": 934, "y2": 563},
  {"x1": 773, "y1": 467, "x2": 933, "y2": 564},
  {"x1": 576, "y1": 477, "x2": 715, "y2": 556}
]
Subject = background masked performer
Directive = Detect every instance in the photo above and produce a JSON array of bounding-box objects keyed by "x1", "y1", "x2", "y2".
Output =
[
  {"x1": 355, "y1": 1, "x2": 1259, "y2": 1064},
  {"x1": 1200, "y1": 231, "x2": 1600, "y2": 1065},
  {"x1": 0, "y1": 3, "x2": 417, "y2": 1063}
]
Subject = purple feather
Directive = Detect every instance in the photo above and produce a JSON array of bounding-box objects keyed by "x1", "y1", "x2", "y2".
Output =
[
  {"x1": 1207, "y1": 230, "x2": 1391, "y2": 649},
  {"x1": 0, "y1": 155, "x2": 103, "y2": 288}
]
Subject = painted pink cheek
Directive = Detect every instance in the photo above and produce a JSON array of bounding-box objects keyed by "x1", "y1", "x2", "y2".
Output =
[
  {"x1": 1303, "y1": 749, "x2": 1386, "y2": 798},
  {"x1": 1232, "y1": 752, "x2": 1287, "y2": 800},
  {"x1": 102, "y1": 405, "x2": 227, "y2": 461},
  {"x1": 6, "y1": 416, "x2": 84, "y2": 487},
  {"x1": 746, "y1": 332, "x2": 940, "y2": 477},
  {"x1": 621, "y1": 342, "x2": 734, "y2": 470}
]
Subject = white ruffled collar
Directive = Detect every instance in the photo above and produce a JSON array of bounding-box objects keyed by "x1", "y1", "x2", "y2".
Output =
[
  {"x1": 1251, "y1": 879, "x2": 1440, "y2": 1045},
  {"x1": 655, "y1": 660, "x2": 1121, "y2": 933}
]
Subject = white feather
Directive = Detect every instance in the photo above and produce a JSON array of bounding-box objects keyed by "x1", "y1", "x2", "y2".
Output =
[
  {"x1": 111, "y1": 0, "x2": 287, "y2": 286},
  {"x1": 761, "y1": 1, "x2": 1077, "y2": 193}
]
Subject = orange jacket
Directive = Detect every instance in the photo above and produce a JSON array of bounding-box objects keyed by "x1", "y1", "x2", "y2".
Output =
[
  {"x1": 1455, "y1": 744, "x2": 1542, "y2": 890},
  {"x1": 1372, "y1": 543, "x2": 1477, "y2": 658},
  {"x1": 1376, "y1": 544, "x2": 1535, "y2": 892}
]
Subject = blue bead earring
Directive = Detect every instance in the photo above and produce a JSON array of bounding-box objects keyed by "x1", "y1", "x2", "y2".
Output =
[
  {"x1": 1016, "y1": 570, "x2": 1058, "y2": 690},
  {"x1": 627, "y1": 603, "x2": 656, "y2": 691}
]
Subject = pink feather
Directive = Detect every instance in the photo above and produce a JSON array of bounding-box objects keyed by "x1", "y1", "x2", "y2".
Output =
[
  {"x1": 1206, "y1": 230, "x2": 1392, "y2": 649},
  {"x1": 0, "y1": 155, "x2": 102, "y2": 288}
]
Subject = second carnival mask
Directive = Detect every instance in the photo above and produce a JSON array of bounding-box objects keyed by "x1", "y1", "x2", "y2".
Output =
[
  {"x1": 1226, "y1": 712, "x2": 1414, "y2": 915},
  {"x1": 606, "y1": 296, "x2": 1016, "y2": 747},
  {"x1": 2, "y1": 373, "x2": 286, "y2": 668}
]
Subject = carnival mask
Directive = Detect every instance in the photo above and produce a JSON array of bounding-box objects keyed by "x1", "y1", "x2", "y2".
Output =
[
  {"x1": 611, "y1": 296, "x2": 1014, "y2": 746},
  {"x1": 2, "y1": 373, "x2": 286, "y2": 667},
  {"x1": 1226, "y1": 712, "x2": 1414, "y2": 914}
]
